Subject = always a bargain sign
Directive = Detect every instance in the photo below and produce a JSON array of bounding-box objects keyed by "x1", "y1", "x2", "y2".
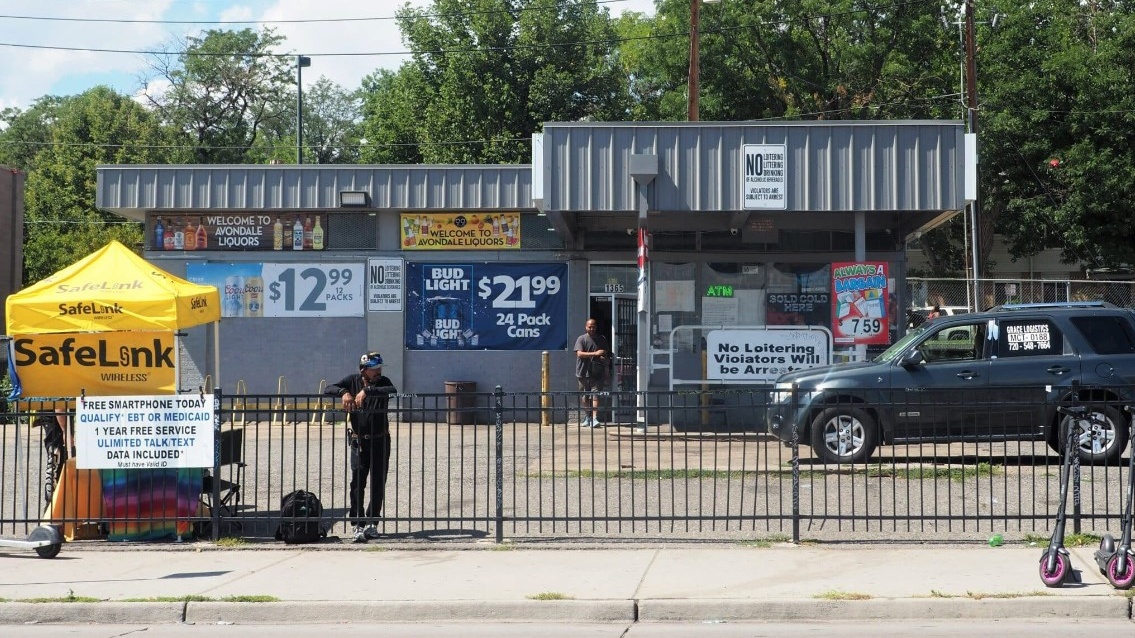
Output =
[{"x1": 9, "y1": 331, "x2": 177, "y2": 396}]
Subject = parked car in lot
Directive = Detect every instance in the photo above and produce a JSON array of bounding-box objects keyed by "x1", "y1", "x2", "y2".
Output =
[
  {"x1": 768, "y1": 302, "x2": 1135, "y2": 464},
  {"x1": 906, "y1": 305, "x2": 971, "y2": 329}
]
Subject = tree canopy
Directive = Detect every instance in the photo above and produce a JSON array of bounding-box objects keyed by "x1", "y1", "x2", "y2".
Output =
[
  {"x1": 359, "y1": 0, "x2": 631, "y2": 164},
  {"x1": 6, "y1": 0, "x2": 1135, "y2": 282}
]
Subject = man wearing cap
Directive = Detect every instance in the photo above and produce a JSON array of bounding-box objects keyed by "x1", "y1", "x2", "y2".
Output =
[{"x1": 325, "y1": 351, "x2": 398, "y2": 543}]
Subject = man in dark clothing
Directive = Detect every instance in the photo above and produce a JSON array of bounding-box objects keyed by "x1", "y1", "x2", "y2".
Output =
[
  {"x1": 325, "y1": 351, "x2": 397, "y2": 543},
  {"x1": 573, "y1": 318, "x2": 610, "y2": 428}
]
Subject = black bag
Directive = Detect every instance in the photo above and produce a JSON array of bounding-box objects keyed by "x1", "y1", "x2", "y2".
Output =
[
  {"x1": 274, "y1": 490, "x2": 326, "y2": 544},
  {"x1": 584, "y1": 355, "x2": 608, "y2": 379}
]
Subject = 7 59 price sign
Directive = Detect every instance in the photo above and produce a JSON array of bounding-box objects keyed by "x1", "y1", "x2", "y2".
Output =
[
  {"x1": 261, "y1": 263, "x2": 364, "y2": 317},
  {"x1": 406, "y1": 262, "x2": 567, "y2": 350}
]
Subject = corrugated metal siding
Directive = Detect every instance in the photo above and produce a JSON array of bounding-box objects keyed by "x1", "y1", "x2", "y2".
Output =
[
  {"x1": 540, "y1": 121, "x2": 965, "y2": 213},
  {"x1": 97, "y1": 165, "x2": 533, "y2": 216}
]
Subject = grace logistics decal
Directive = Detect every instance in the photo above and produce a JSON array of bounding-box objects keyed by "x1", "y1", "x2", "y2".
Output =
[{"x1": 405, "y1": 263, "x2": 567, "y2": 350}]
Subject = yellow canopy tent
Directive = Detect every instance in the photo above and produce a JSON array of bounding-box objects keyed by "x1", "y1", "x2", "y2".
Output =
[
  {"x1": 5, "y1": 240, "x2": 221, "y2": 396},
  {"x1": 3, "y1": 241, "x2": 222, "y2": 543},
  {"x1": 6, "y1": 240, "x2": 219, "y2": 335}
]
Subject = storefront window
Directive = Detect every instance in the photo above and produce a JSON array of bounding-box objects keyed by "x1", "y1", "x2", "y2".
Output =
[{"x1": 589, "y1": 264, "x2": 637, "y2": 294}]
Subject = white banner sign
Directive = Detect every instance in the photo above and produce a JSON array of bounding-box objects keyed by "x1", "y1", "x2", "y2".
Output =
[
  {"x1": 367, "y1": 257, "x2": 404, "y2": 312},
  {"x1": 742, "y1": 144, "x2": 788, "y2": 210},
  {"x1": 706, "y1": 328, "x2": 831, "y2": 382},
  {"x1": 75, "y1": 394, "x2": 216, "y2": 469},
  {"x1": 262, "y1": 263, "x2": 364, "y2": 317}
]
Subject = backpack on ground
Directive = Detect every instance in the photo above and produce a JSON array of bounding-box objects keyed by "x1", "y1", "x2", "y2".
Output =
[{"x1": 274, "y1": 490, "x2": 326, "y2": 544}]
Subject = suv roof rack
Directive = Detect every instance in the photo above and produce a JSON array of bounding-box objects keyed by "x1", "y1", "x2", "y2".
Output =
[{"x1": 987, "y1": 301, "x2": 1117, "y2": 311}]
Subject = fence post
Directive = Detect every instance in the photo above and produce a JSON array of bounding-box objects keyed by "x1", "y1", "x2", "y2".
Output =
[
  {"x1": 1071, "y1": 382, "x2": 1082, "y2": 535},
  {"x1": 211, "y1": 388, "x2": 223, "y2": 541},
  {"x1": 790, "y1": 385, "x2": 801, "y2": 544},
  {"x1": 494, "y1": 385, "x2": 504, "y2": 544},
  {"x1": 540, "y1": 352, "x2": 550, "y2": 427}
]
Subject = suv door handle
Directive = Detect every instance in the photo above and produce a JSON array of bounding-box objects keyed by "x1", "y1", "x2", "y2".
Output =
[
  {"x1": 956, "y1": 371, "x2": 980, "y2": 380},
  {"x1": 1047, "y1": 366, "x2": 1071, "y2": 376}
]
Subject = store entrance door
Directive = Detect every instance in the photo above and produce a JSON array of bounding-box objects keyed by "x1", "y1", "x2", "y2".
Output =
[{"x1": 589, "y1": 294, "x2": 638, "y2": 423}]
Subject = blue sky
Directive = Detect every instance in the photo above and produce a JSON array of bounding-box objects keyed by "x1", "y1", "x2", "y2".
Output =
[{"x1": 0, "y1": 0, "x2": 657, "y2": 113}]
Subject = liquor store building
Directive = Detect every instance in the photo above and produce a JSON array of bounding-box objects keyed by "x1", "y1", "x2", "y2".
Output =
[{"x1": 95, "y1": 121, "x2": 968, "y2": 407}]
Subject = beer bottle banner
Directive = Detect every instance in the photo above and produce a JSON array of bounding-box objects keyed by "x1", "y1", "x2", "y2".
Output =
[{"x1": 150, "y1": 213, "x2": 327, "y2": 251}]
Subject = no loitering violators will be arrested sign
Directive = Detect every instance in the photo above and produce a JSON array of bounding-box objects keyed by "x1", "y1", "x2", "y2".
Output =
[{"x1": 74, "y1": 394, "x2": 216, "y2": 470}]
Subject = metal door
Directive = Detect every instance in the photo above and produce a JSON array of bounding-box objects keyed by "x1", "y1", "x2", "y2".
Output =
[{"x1": 613, "y1": 297, "x2": 637, "y2": 391}]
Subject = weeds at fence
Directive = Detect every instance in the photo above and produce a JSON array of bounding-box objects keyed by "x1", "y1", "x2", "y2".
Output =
[
  {"x1": 738, "y1": 534, "x2": 792, "y2": 548},
  {"x1": 867, "y1": 462, "x2": 999, "y2": 481},
  {"x1": 1022, "y1": 532, "x2": 1101, "y2": 547}
]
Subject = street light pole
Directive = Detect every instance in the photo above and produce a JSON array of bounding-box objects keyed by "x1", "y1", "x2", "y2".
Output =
[{"x1": 296, "y1": 55, "x2": 311, "y2": 164}]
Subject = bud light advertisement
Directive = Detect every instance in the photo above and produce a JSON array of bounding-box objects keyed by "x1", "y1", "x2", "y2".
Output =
[{"x1": 405, "y1": 263, "x2": 568, "y2": 350}]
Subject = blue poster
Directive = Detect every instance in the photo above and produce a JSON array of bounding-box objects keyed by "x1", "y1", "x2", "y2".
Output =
[{"x1": 406, "y1": 263, "x2": 567, "y2": 350}]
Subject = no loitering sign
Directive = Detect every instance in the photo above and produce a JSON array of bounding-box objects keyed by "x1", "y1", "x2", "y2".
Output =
[{"x1": 742, "y1": 144, "x2": 787, "y2": 210}]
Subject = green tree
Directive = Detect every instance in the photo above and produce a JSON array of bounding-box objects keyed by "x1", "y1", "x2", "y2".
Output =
[
  {"x1": 142, "y1": 28, "x2": 294, "y2": 164},
  {"x1": 625, "y1": 0, "x2": 958, "y2": 121},
  {"x1": 979, "y1": 0, "x2": 1135, "y2": 269},
  {"x1": 21, "y1": 87, "x2": 172, "y2": 283},
  {"x1": 358, "y1": 69, "x2": 428, "y2": 164},
  {"x1": 360, "y1": 0, "x2": 631, "y2": 164},
  {"x1": 0, "y1": 96, "x2": 67, "y2": 171},
  {"x1": 299, "y1": 77, "x2": 364, "y2": 164}
]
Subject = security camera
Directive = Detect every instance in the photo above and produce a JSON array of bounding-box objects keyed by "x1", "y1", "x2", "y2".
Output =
[{"x1": 729, "y1": 228, "x2": 738, "y2": 236}]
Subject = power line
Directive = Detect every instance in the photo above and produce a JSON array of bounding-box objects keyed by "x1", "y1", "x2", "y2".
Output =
[
  {"x1": 0, "y1": 0, "x2": 638, "y2": 25},
  {"x1": 0, "y1": 0, "x2": 943, "y2": 59}
]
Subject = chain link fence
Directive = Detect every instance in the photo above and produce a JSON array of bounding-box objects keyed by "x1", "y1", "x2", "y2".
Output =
[{"x1": 908, "y1": 277, "x2": 1135, "y2": 312}]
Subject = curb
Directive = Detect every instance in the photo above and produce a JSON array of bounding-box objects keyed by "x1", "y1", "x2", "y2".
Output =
[
  {"x1": 0, "y1": 597, "x2": 1129, "y2": 625},
  {"x1": 638, "y1": 597, "x2": 1132, "y2": 622},
  {"x1": 185, "y1": 600, "x2": 634, "y2": 624},
  {"x1": 0, "y1": 602, "x2": 185, "y2": 624}
]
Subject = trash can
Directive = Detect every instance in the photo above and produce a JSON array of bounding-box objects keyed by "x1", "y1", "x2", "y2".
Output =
[{"x1": 444, "y1": 381, "x2": 477, "y2": 425}]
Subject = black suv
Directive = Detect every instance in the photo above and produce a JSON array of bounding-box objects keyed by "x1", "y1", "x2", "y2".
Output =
[{"x1": 767, "y1": 302, "x2": 1135, "y2": 464}]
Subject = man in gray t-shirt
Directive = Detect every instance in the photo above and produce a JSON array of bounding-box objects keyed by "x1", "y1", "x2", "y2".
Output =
[{"x1": 573, "y1": 318, "x2": 609, "y2": 428}]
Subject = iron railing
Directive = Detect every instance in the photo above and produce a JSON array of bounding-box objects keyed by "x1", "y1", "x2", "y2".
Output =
[{"x1": 0, "y1": 387, "x2": 1129, "y2": 544}]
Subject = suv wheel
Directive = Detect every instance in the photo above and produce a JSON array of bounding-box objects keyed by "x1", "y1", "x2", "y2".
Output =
[
  {"x1": 809, "y1": 406, "x2": 878, "y2": 464},
  {"x1": 1051, "y1": 405, "x2": 1128, "y2": 465}
]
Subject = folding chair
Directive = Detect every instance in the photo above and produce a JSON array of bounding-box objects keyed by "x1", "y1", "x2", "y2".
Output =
[{"x1": 202, "y1": 427, "x2": 246, "y2": 517}]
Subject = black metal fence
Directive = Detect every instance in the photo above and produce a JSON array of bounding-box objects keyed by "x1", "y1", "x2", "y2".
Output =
[{"x1": 0, "y1": 387, "x2": 1129, "y2": 544}]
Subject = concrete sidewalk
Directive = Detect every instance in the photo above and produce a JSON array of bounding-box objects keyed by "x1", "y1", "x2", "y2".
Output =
[{"x1": 0, "y1": 543, "x2": 1130, "y2": 625}]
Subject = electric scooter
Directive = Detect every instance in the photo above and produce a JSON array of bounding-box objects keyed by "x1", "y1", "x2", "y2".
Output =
[
  {"x1": 1092, "y1": 405, "x2": 1135, "y2": 589},
  {"x1": 1039, "y1": 405, "x2": 1086, "y2": 587},
  {"x1": 0, "y1": 525, "x2": 63, "y2": 558}
]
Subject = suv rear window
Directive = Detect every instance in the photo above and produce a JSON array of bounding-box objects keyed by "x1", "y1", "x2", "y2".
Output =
[
  {"x1": 1070, "y1": 315, "x2": 1135, "y2": 355},
  {"x1": 996, "y1": 319, "x2": 1063, "y2": 358}
]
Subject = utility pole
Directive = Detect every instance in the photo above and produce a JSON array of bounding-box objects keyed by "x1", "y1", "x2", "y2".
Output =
[
  {"x1": 964, "y1": 0, "x2": 981, "y2": 307},
  {"x1": 688, "y1": 0, "x2": 701, "y2": 121}
]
